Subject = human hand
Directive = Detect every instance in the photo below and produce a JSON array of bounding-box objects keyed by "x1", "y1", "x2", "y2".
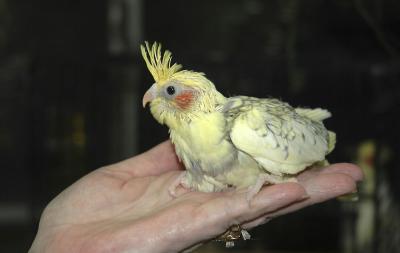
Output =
[{"x1": 29, "y1": 141, "x2": 362, "y2": 253}]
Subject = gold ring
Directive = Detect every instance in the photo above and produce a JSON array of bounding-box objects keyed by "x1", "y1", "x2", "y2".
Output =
[{"x1": 214, "y1": 224, "x2": 251, "y2": 247}]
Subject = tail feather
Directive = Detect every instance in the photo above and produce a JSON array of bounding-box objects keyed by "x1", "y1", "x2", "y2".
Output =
[
  {"x1": 328, "y1": 131, "x2": 336, "y2": 154},
  {"x1": 295, "y1": 108, "x2": 332, "y2": 121}
]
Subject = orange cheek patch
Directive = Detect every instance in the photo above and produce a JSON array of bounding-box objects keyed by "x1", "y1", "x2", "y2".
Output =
[{"x1": 174, "y1": 91, "x2": 194, "y2": 109}]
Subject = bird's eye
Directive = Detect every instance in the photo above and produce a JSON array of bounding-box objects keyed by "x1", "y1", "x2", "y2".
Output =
[{"x1": 166, "y1": 86, "x2": 176, "y2": 95}]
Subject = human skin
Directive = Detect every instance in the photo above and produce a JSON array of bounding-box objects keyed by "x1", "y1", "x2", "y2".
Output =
[{"x1": 29, "y1": 140, "x2": 363, "y2": 253}]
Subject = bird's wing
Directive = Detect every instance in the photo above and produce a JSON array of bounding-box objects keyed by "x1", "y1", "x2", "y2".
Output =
[{"x1": 223, "y1": 96, "x2": 330, "y2": 175}]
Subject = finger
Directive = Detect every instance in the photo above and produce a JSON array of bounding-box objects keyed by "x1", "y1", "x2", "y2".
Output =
[
  {"x1": 215, "y1": 164, "x2": 362, "y2": 230},
  {"x1": 270, "y1": 173, "x2": 356, "y2": 218},
  {"x1": 245, "y1": 182, "x2": 308, "y2": 219},
  {"x1": 302, "y1": 173, "x2": 357, "y2": 202},
  {"x1": 243, "y1": 172, "x2": 357, "y2": 229},
  {"x1": 105, "y1": 140, "x2": 184, "y2": 178},
  {"x1": 201, "y1": 182, "x2": 307, "y2": 233},
  {"x1": 298, "y1": 163, "x2": 363, "y2": 182},
  {"x1": 319, "y1": 163, "x2": 363, "y2": 182}
]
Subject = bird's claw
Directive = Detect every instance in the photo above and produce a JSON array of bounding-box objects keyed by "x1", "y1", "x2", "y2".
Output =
[
  {"x1": 246, "y1": 173, "x2": 298, "y2": 202},
  {"x1": 168, "y1": 171, "x2": 187, "y2": 197}
]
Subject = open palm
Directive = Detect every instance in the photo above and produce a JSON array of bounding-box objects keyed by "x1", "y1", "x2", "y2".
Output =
[{"x1": 29, "y1": 141, "x2": 362, "y2": 253}]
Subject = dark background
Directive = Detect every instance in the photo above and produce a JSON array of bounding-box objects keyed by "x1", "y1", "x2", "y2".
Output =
[{"x1": 1, "y1": 0, "x2": 399, "y2": 252}]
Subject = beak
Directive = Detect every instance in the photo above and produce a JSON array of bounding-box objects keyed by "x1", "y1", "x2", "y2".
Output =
[{"x1": 142, "y1": 83, "x2": 157, "y2": 108}]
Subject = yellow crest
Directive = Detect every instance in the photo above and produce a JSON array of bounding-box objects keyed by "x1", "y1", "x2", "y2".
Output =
[{"x1": 140, "y1": 42, "x2": 182, "y2": 83}]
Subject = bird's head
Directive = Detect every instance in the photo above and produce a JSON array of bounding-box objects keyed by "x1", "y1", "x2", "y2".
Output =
[{"x1": 141, "y1": 42, "x2": 225, "y2": 128}]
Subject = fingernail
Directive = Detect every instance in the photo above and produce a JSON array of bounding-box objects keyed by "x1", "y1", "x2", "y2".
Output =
[{"x1": 338, "y1": 192, "x2": 359, "y2": 202}]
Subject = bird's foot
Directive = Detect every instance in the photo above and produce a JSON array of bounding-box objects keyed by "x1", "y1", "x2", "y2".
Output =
[
  {"x1": 203, "y1": 175, "x2": 228, "y2": 191},
  {"x1": 168, "y1": 171, "x2": 188, "y2": 197},
  {"x1": 246, "y1": 173, "x2": 298, "y2": 201}
]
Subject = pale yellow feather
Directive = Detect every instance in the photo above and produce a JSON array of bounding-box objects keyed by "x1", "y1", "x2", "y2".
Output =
[
  {"x1": 141, "y1": 42, "x2": 336, "y2": 195},
  {"x1": 140, "y1": 41, "x2": 182, "y2": 84}
]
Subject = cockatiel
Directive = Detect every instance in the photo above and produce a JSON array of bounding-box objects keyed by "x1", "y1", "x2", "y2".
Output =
[{"x1": 141, "y1": 42, "x2": 336, "y2": 200}]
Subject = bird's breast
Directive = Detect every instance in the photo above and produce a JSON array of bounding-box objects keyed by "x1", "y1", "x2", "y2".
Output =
[{"x1": 170, "y1": 112, "x2": 237, "y2": 177}]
